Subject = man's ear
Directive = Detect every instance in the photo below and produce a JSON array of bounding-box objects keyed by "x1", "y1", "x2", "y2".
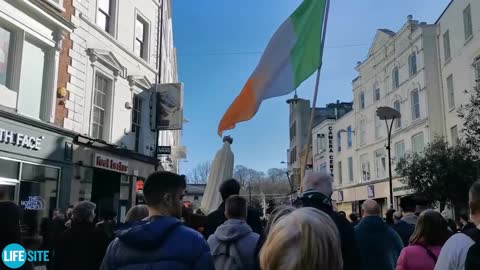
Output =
[{"x1": 163, "y1": 193, "x2": 173, "y2": 205}]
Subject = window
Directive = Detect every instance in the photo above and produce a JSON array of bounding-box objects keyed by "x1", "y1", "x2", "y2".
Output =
[
  {"x1": 412, "y1": 133, "x2": 425, "y2": 155},
  {"x1": 360, "y1": 154, "x2": 371, "y2": 182},
  {"x1": 451, "y1": 125, "x2": 459, "y2": 146},
  {"x1": 411, "y1": 90, "x2": 420, "y2": 120},
  {"x1": 20, "y1": 163, "x2": 59, "y2": 243},
  {"x1": 0, "y1": 26, "x2": 13, "y2": 87},
  {"x1": 132, "y1": 95, "x2": 142, "y2": 152},
  {"x1": 374, "y1": 88, "x2": 380, "y2": 101},
  {"x1": 319, "y1": 163, "x2": 327, "y2": 174},
  {"x1": 443, "y1": 31, "x2": 451, "y2": 62},
  {"x1": 337, "y1": 161, "x2": 343, "y2": 184},
  {"x1": 447, "y1": 74, "x2": 455, "y2": 109},
  {"x1": 17, "y1": 39, "x2": 47, "y2": 120},
  {"x1": 375, "y1": 149, "x2": 386, "y2": 179},
  {"x1": 475, "y1": 57, "x2": 480, "y2": 89},
  {"x1": 290, "y1": 121, "x2": 296, "y2": 142},
  {"x1": 463, "y1": 5, "x2": 473, "y2": 41},
  {"x1": 92, "y1": 74, "x2": 111, "y2": 140},
  {"x1": 290, "y1": 146, "x2": 297, "y2": 164},
  {"x1": 337, "y1": 131, "x2": 341, "y2": 152},
  {"x1": 135, "y1": 16, "x2": 149, "y2": 60},
  {"x1": 392, "y1": 67, "x2": 400, "y2": 89},
  {"x1": 359, "y1": 119, "x2": 366, "y2": 145},
  {"x1": 316, "y1": 133, "x2": 326, "y2": 153},
  {"x1": 375, "y1": 114, "x2": 382, "y2": 139},
  {"x1": 347, "y1": 126, "x2": 353, "y2": 147},
  {"x1": 97, "y1": 0, "x2": 114, "y2": 33},
  {"x1": 359, "y1": 92, "x2": 365, "y2": 109},
  {"x1": 348, "y1": 157, "x2": 353, "y2": 183},
  {"x1": 409, "y1": 53, "x2": 417, "y2": 76},
  {"x1": 394, "y1": 141, "x2": 405, "y2": 162},
  {"x1": 394, "y1": 101, "x2": 401, "y2": 128}
]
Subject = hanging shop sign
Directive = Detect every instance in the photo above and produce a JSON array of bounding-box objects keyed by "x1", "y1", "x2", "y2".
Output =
[
  {"x1": 0, "y1": 128, "x2": 44, "y2": 150},
  {"x1": 328, "y1": 126, "x2": 334, "y2": 178},
  {"x1": 367, "y1": 185, "x2": 375, "y2": 198},
  {"x1": 94, "y1": 154, "x2": 129, "y2": 173}
]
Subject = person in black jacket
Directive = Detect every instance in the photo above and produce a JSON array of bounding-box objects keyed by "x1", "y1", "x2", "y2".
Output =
[
  {"x1": 300, "y1": 172, "x2": 359, "y2": 270},
  {"x1": 204, "y1": 179, "x2": 262, "y2": 239},
  {"x1": 392, "y1": 195, "x2": 417, "y2": 246},
  {"x1": 54, "y1": 201, "x2": 110, "y2": 270}
]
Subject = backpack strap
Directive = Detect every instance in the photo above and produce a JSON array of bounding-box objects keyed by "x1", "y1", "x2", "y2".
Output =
[
  {"x1": 420, "y1": 245, "x2": 438, "y2": 263},
  {"x1": 464, "y1": 228, "x2": 480, "y2": 243}
]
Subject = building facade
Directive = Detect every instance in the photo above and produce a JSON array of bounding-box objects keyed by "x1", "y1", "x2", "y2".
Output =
[
  {"x1": 53, "y1": 0, "x2": 182, "y2": 221},
  {"x1": 436, "y1": 0, "x2": 480, "y2": 146},
  {"x1": 0, "y1": 0, "x2": 76, "y2": 243},
  {"x1": 311, "y1": 16, "x2": 448, "y2": 216}
]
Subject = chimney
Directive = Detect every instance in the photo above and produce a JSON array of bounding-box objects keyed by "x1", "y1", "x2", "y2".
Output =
[{"x1": 407, "y1": 15, "x2": 413, "y2": 21}]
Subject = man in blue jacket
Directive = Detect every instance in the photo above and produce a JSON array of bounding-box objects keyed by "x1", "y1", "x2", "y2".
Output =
[{"x1": 101, "y1": 171, "x2": 215, "y2": 270}]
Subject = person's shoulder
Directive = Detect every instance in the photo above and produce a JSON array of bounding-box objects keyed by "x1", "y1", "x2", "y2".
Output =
[
  {"x1": 443, "y1": 232, "x2": 476, "y2": 250},
  {"x1": 177, "y1": 224, "x2": 207, "y2": 242}
]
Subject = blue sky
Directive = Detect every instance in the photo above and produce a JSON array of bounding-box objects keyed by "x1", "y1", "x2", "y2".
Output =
[{"x1": 173, "y1": 0, "x2": 450, "y2": 175}]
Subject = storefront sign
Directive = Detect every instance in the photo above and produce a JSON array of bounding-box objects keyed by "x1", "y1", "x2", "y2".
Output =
[
  {"x1": 367, "y1": 185, "x2": 375, "y2": 198},
  {"x1": 20, "y1": 196, "x2": 46, "y2": 210},
  {"x1": 328, "y1": 126, "x2": 334, "y2": 178},
  {"x1": 0, "y1": 128, "x2": 44, "y2": 150},
  {"x1": 338, "y1": 190, "x2": 344, "y2": 202},
  {"x1": 393, "y1": 186, "x2": 410, "y2": 192},
  {"x1": 157, "y1": 146, "x2": 172, "y2": 155},
  {"x1": 94, "y1": 154, "x2": 129, "y2": 173}
]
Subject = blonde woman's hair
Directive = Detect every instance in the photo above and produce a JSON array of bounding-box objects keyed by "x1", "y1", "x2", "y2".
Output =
[
  {"x1": 125, "y1": 204, "x2": 149, "y2": 223},
  {"x1": 260, "y1": 207, "x2": 343, "y2": 270}
]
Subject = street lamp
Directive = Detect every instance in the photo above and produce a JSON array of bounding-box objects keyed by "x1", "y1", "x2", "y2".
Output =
[
  {"x1": 376, "y1": 106, "x2": 401, "y2": 209},
  {"x1": 281, "y1": 161, "x2": 294, "y2": 204}
]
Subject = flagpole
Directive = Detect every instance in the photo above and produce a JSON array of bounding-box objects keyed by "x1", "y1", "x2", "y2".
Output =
[{"x1": 300, "y1": 0, "x2": 331, "y2": 190}]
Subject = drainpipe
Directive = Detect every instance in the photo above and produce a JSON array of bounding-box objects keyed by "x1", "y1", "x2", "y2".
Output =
[{"x1": 154, "y1": 0, "x2": 164, "y2": 171}]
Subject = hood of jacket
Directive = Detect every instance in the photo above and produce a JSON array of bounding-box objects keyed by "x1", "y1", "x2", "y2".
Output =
[
  {"x1": 213, "y1": 219, "x2": 252, "y2": 242},
  {"x1": 116, "y1": 216, "x2": 181, "y2": 250}
]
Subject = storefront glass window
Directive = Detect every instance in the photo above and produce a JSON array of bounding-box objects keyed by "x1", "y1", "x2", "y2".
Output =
[
  {"x1": 19, "y1": 163, "x2": 59, "y2": 243},
  {"x1": 0, "y1": 158, "x2": 20, "y2": 181}
]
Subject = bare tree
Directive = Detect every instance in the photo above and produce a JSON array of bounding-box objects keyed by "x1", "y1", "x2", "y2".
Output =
[{"x1": 188, "y1": 161, "x2": 211, "y2": 184}]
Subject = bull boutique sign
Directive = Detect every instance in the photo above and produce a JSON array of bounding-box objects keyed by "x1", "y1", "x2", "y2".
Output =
[{"x1": 328, "y1": 126, "x2": 334, "y2": 178}]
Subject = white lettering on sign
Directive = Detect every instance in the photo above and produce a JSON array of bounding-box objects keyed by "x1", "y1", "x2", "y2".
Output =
[
  {"x1": 0, "y1": 128, "x2": 44, "y2": 150},
  {"x1": 328, "y1": 126, "x2": 334, "y2": 178},
  {"x1": 94, "y1": 154, "x2": 129, "y2": 173},
  {"x1": 20, "y1": 196, "x2": 46, "y2": 210}
]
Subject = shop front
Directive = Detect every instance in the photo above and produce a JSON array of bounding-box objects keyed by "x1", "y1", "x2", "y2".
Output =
[
  {"x1": 71, "y1": 135, "x2": 157, "y2": 223},
  {"x1": 0, "y1": 112, "x2": 75, "y2": 244}
]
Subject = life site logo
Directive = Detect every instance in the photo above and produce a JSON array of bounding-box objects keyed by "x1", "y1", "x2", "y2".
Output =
[{"x1": 2, "y1": 244, "x2": 49, "y2": 269}]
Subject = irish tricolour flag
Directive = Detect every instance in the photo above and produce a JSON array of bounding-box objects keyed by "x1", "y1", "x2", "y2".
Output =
[{"x1": 218, "y1": 0, "x2": 328, "y2": 136}]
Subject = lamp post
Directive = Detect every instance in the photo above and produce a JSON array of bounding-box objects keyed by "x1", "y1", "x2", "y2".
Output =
[
  {"x1": 376, "y1": 106, "x2": 401, "y2": 209},
  {"x1": 281, "y1": 161, "x2": 294, "y2": 204}
]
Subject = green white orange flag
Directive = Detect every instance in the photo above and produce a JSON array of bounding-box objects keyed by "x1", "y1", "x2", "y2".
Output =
[{"x1": 218, "y1": 0, "x2": 328, "y2": 136}]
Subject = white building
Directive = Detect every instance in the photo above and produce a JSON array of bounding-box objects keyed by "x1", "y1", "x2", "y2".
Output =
[
  {"x1": 436, "y1": 0, "x2": 480, "y2": 146},
  {"x1": 314, "y1": 16, "x2": 446, "y2": 216},
  {"x1": 0, "y1": 0, "x2": 77, "y2": 242},
  {"x1": 55, "y1": 0, "x2": 182, "y2": 220}
]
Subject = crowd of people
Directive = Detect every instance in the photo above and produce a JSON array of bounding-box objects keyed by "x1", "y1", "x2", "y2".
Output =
[{"x1": 1, "y1": 170, "x2": 480, "y2": 270}]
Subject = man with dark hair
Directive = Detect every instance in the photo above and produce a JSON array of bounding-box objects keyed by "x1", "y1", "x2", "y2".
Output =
[
  {"x1": 459, "y1": 213, "x2": 476, "y2": 232},
  {"x1": 54, "y1": 201, "x2": 110, "y2": 270},
  {"x1": 436, "y1": 181, "x2": 480, "y2": 270},
  {"x1": 349, "y1": 212, "x2": 360, "y2": 227},
  {"x1": 101, "y1": 171, "x2": 214, "y2": 270},
  {"x1": 204, "y1": 179, "x2": 262, "y2": 238},
  {"x1": 208, "y1": 195, "x2": 259, "y2": 270},
  {"x1": 392, "y1": 195, "x2": 417, "y2": 246}
]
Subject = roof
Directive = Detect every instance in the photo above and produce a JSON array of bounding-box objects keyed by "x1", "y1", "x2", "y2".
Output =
[
  {"x1": 378, "y1": 29, "x2": 396, "y2": 36},
  {"x1": 435, "y1": 0, "x2": 454, "y2": 24}
]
